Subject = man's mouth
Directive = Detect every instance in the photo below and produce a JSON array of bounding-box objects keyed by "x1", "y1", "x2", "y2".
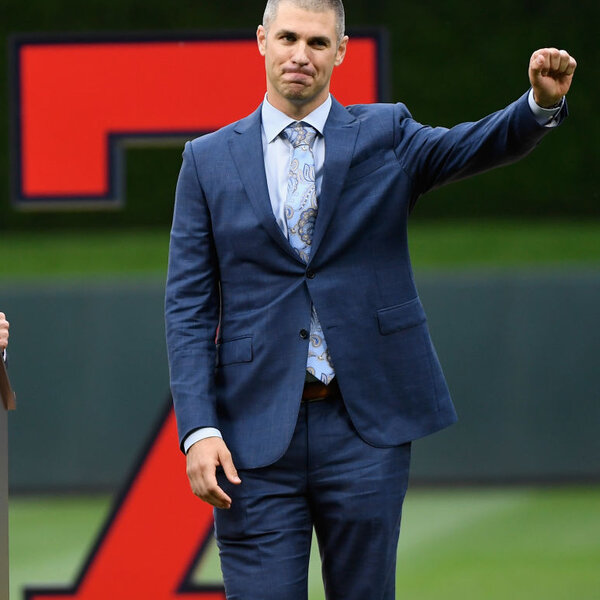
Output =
[
  {"x1": 283, "y1": 66, "x2": 315, "y2": 78},
  {"x1": 283, "y1": 71, "x2": 314, "y2": 86}
]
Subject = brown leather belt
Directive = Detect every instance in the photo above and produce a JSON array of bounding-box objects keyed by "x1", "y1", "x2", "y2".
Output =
[{"x1": 302, "y1": 378, "x2": 340, "y2": 402}]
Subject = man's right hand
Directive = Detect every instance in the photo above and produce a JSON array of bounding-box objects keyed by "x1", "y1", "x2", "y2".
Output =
[{"x1": 186, "y1": 437, "x2": 241, "y2": 509}]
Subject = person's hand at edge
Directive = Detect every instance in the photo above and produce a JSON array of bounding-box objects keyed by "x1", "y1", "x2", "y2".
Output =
[{"x1": 0, "y1": 312, "x2": 9, "y2": 352}]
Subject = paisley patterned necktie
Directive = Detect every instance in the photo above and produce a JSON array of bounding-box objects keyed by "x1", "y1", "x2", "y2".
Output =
[{"x1": 282, "y1": 122, "x2": 335, "y2": 384}]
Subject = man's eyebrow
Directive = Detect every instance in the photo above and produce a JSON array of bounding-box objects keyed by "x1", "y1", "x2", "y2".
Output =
[{"x1": 275, "y1": 28, "x2": 297, "y2": 37}]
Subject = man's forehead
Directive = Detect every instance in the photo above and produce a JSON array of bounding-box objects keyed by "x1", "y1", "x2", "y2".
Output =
[{"x1": 269, "y1": 1, "x2": 337, "y2": 31}]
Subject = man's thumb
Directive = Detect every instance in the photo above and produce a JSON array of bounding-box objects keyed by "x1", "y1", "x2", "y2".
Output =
[{"x1": 221, "y1": 449, "x2": 242, "y2": 484}]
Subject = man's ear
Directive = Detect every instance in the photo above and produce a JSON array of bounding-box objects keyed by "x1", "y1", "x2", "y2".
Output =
[
  {"x1": 334, "y1": 35, "x2": 349, "y2": 67},
  {"x1": 257, "y1": 25, "x2": 267, "y2": 57}
]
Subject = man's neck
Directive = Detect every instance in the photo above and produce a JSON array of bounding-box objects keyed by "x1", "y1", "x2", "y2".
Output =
[{"x1": 265, "y1": 92, "x2": 330, "y2": 121}]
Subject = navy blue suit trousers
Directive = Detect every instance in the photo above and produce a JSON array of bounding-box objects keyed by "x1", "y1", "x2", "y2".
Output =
[{"x1": 215, "y1": 393, "x2": 411, "y2": 600}]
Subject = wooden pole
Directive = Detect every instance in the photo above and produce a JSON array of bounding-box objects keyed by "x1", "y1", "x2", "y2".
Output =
[
  {"x1": 1, "y1": 361, "x2": 15, "y2": 600},
  {"x1": 0, "y1": 405, "x2": 9, "y2": 600}
]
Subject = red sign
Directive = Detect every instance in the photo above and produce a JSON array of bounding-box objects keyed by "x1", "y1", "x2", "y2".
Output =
[
  {"x1": 18, "y1": 32, "x2": 383, "y2": 598},
  {"x1": 25, "y1": 407, "x2": 225, "y2": 599},
  {"x1": 11, "y1": 33, "x2": 382, "y2": 209}
]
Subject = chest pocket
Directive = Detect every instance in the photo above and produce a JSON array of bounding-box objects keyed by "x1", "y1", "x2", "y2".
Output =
[{"x1": 346, "y1": 150, "x2": 396, "y2": 184}]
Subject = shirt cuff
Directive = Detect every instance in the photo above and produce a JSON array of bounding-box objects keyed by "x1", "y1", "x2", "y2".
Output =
[
  {"x1": 528, "y1": 89, "x2": 563, "y2": 128},
  {"x1": 183, "y1": 427, "x2": 223, "y2": 454}
]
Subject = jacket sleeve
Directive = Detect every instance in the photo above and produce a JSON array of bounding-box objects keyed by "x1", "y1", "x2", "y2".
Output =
[
  {"x1": 165, "y1": 141, "x2": 221, "y2": 451},
  {"x1": 393, "y1": 90, "x2": 568, "y2": 209}
]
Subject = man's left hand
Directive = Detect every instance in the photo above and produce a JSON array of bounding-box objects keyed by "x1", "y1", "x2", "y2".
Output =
[{"x1": 529, "y1": 48, "x2": 577, "y2": 108}]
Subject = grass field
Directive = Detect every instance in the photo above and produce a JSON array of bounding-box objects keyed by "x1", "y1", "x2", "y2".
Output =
[
  {"x1": 1, "y1": 220, "x2": 599, "y2": 278},
  {"x1": 5, "y1": 221, "x2": 600, "y2": 598},
  {"x1": 9, "y1": 486, "x2": 600, "y2": 599}
]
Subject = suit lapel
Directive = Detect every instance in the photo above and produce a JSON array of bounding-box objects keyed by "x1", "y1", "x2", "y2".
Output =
[
  {"x1": 310, "y1": 98, "x2": 359, "y2": 261},
  {"x1": 229, "y1": 106, "x2": 300, "y2": 261}
]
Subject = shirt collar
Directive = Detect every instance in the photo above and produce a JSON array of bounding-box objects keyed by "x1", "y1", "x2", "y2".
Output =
[{"x1": 261, "y1": 94, "x2": 332, "y2": 143}]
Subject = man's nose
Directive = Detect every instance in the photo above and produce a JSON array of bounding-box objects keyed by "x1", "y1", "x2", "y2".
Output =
[{"x1": 291, "y1": 42, "x2": 309, "y2": 65}]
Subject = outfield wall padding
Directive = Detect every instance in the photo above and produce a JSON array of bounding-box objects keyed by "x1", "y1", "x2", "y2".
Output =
[{"x1": 2, "y1": 271, "x2": 599, "y2": 492}]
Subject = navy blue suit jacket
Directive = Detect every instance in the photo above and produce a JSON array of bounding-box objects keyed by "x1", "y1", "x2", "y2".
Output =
[{"x1": 165, "y1": 91, "x2": 564, "y2": 469}]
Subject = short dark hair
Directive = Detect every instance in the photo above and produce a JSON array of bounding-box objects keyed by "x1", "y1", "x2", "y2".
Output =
[{"x1": 263, "y1": 0, "x2": 346, "y2": 43}]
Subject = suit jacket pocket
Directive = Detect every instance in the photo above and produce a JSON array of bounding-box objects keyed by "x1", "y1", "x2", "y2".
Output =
[
  {"x1": 377, "y1": 297, "x2": 426, "y2": 335},
  {"x1": 216, "y1": 336, "x2": 253, "y2": 367}
]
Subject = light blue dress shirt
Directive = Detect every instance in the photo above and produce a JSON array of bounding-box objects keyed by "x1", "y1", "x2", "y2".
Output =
[{"x1": 183, "y1": 91, "x2": 562, "y2": 453}]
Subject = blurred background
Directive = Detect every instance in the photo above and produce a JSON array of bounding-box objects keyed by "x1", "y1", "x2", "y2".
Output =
[{"x1": 1, "y1": 0, "x2": 599, "y2": 598}]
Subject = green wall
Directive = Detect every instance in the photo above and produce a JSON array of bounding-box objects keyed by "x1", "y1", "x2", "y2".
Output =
[
  {"x1": 3, "y1": 272, "x2": 599, "y2": 492},
  {"x1": 1, "y1": 0, "x2": 599, "y2": 231}
]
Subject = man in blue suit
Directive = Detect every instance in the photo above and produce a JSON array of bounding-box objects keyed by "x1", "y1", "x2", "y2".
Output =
[{"x1": 165, "y1": 1, "x2": 576, "y2": 597}]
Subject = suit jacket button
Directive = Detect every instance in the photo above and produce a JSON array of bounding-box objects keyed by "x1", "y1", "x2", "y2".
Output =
[
  {"x1": 306, "y1": 269, "x2": 315, "y2": 279},
  {"x1": 299, "y1": 329, "x2": 309, "y2": 339}
]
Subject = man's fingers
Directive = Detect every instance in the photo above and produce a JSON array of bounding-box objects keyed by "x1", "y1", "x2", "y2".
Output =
[
  {"x1": 531, "y1": 48, "x2": 576, "y2": 76},
  {"x1": 564, "y1": 54, "x2": 577, "y2": 76},
  {"x1": 530, "y1": 50, "x2": 548, "y2": 78},
  {"x1": 549, "y1": 48, "x2": 561, "y2": 71},
  {"x1": 557, "y1": 50, "x2": 570, "y2": 73},
  {"x1": 199, "y1": 471, "x2": 233, "y2": 509},
  {"x1": 188, "y1": 462, "x2": 233, "y2": 508},
  {"x1": 556, "y1": 50, "x2": 577, "y2": 76},
  {"x1": 219, "y1": 447, "x2": 242, "y2": 485}
]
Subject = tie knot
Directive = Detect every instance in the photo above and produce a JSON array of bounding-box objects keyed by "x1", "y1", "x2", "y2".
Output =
[{"x1": 282, "y1": 122, "x2": 318, "y2": 149}]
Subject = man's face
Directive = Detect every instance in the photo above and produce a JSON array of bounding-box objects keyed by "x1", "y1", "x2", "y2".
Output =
[{"x1": 257, "y1": 1, "x2": 348, "y2": 118}]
